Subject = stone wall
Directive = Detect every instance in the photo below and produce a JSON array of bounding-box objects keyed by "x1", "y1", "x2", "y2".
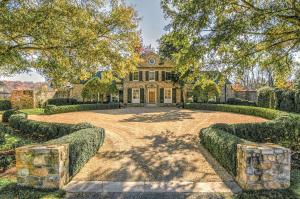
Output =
[
  {"x1": 234, "y1": 90, "x2": 257, "y2": 102},
  {"x1": 16, "y1": 144, "x2": 69, "y2": 189},
  {"x1": 236, "y1": 143, "x2": 290, "y2": 190}
]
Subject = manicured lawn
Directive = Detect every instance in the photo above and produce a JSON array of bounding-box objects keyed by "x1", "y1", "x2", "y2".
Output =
[
  {"x1": 0, "y1": 178, "x2": 65, "y2": 199},
  {"x1": 20, "y1": 108, "x2": 44, "y2": 115}
]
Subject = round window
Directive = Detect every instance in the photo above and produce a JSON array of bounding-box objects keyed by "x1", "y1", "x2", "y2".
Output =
[{"x1": 148, "y1": 58, "x2": 156, "y2": 65}]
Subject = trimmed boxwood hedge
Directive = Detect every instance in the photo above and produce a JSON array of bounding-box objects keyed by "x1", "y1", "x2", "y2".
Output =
[
  {"x1": 47, "y1": 98, "x2": 78, "y2": 106},
  {"x1": 184, "y1": 103, "x2": 286, "y2": 119},
  {"x1": 44, "y1": 103, "x2": 119, "y2": 115},
  {"x1": 8, "y1": 114, "x2": 95, "y2": 141},
  {"x1": 200, "y1": 127, "x2": 249, "y2": 176},
  {"x1": 46, "y1": 127, "x2": 105, "y2": 177},
  {"x1": 187, "y1": 103, "x2": 300, "y2": 176}
]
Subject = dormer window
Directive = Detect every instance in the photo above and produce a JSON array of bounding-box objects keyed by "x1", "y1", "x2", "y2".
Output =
[{"x1": 148, "y1": 58, "x2": 156, "y2": 65}]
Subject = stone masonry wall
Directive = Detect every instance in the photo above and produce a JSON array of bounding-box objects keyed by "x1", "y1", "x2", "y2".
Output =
[
  {"x1": 236, "y1": 143, "x2": 290, "y2": 190},
  {"x1": 16, "y1": 144, "x2": 69, "y2": 189}
]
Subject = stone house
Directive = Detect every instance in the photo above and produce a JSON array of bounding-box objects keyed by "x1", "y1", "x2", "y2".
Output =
[
  {"x1": 120, "y1": 51, "x2": 181, "y2": 106},
  {"x1": 69, "y1": 51, "x2": 233, "y2": 105}
]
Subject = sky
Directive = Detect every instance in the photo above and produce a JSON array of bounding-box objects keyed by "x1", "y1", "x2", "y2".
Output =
[{"x1": 0, "y1": 0, "x2": 168, "y2": 83}]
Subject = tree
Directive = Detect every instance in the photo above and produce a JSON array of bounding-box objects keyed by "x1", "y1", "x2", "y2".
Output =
[
  {"x1": 0, "y1": 0, "x2": 141, "y2": 86},
  {"x1": 81, "y1": 73, "x2": 117, "y2": 102},
  {"x1": 193, "y1": 79, "x2": 220, "y2": 103},
  {"x1": 160, "y1": 0, "x2": 300, "y2": 86}
]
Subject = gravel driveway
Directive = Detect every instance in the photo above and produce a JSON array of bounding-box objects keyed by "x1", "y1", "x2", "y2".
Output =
[{"x1": 30, "y1": 107, "x2": 267, "y2": 182}]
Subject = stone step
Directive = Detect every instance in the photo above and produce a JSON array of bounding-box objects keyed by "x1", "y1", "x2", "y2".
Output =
[{"x1": 64, "y1": 181, "x2": 241, "y2": 194}]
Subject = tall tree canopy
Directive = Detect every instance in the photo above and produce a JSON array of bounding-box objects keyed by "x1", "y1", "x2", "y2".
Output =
[
  {"x1": 160, "y1": 0, "x2": 300, "y2": 87},
  {"x1": 0, "y1": 0, "x2": 141, "y2": 86}
]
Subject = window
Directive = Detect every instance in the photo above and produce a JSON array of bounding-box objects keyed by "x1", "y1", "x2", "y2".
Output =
[
  {"x1": 166, "y1": 72, "x2": 172, "y2": 81},
  {"x1": 164, "y1": 88, "x2": 172, "y2": 103},
  {"x1": 148, "y1": 58, "x2": 156, "y2": 65},
  {"x1": 133, "y1": 72, "x2": 139, "y2": 81},
  {"x1": 149, "y1": 71, "x2": 155, "y2": 81},
  {"x1": 132, "y1": 88, "x2": 140, "y2": 103}
]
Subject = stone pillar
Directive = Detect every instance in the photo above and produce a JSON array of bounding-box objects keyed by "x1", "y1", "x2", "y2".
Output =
[
  {"x1": 16, "y1": 144, "x2": 69, "y2": 189},
  {"x1": 236, "y1": 143, "x2": 290, "y2": 190}
]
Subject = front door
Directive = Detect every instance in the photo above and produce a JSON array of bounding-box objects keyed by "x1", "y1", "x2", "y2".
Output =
[{"x1": 148, "y1": 89, "x2": 156, "y2": 104}]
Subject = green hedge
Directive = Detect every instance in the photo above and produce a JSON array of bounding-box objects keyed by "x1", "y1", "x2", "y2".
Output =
[
  {"x1": 0, "y1": 100, "x2": 11, "y2": 111},
  {"x1": 200, "y1": 127, "x2": 249, "y2": 176},
  {"x1": 47, "y1": 98, "x2": 78, "y2": 106},
  {"x1": 226, "y1": 98, "x2": 257, "y2": 107},
  {"x1": 2, "y1": 110, "x2": 18, "y2": 123},
  {"x1": 44, "y1": 103, "x2": 119, "y2": 115},
  {"x1": 184, "y1": 103, "x2": 285, "y2": 119},
  {"x1": 47, "y1": 128, "x2": 105, "y2": 177},
  {"x1": 8, "y1": 114, "x2": 95, "y2": 141},
  {"x1": 187, "y1": 103, "x2": 300, "y2": 175}
]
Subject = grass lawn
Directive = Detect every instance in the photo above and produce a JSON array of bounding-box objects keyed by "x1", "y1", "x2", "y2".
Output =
[
  {"x1": 0, "y1": 178, "x2": 65, "y2": 199},
  {"x1": 20, "y1": 108, "x2": 44, "y2": 115}
]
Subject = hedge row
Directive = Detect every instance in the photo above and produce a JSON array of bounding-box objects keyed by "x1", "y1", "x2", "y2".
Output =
[
  {"x1": 8, "y1": 114, "x2": 95, "y2": 141},
  {"x1": 47, "y1": 127, "x2": 105, "y2": 177},
  {"x1": 226, "y1": 98, "x2": 256, "y2": 107},
  {"x1": 0, "y1": 100, "x2": 11, "y2": 111},
  {"x1": 44, "y1": 103, "x2": 119, "y2": 115},
  {"x1": 184, "y1": 103, "x2": 285, "y2": 120},
  {"x1": 200, "y1": 127, "x2": 249, "y2": 176},
  {"x1": 47, "y1": 98, "x2": 78, "y2": 106},
  {"x1": 186, "y1": 103, "x2": 300, "y2": 175}
]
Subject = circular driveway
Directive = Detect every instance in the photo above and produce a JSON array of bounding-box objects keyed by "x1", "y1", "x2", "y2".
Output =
[{"x1": 30, "y1": 107, "x2": 267, "y2": 182}]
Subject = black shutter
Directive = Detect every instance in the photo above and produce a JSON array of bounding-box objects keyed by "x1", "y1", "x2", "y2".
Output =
[
  {"x1": 129, "y1": 73, "x2": 133, "y2": 81},
  {"x1": 155, "y1": 71, "x2": 159, "y2": 81},
  {"x1": 140, "y1": 88, "x2": 145, "y2": 103},
  {"x1": 172, "y1": 88, "x2": 176, "y2": 103},
  {"x1": 146, "y1": 71, "x2": 149, "y2": 81},
  {"x1": 128, "y1": 88, "x2": 132, "y2": 103},
  {"x1": 162, "y1": 71, "x2": 166, "y2": 81},
  {"x1": 119, "y1": 90, "x2": 124, "y2": 103},
  {"x1": 160, "y1": 88, "x2": 164, "y2": 103},
  {"x1": 139, "y1": 71, "x2": 143, "y2": 81}
]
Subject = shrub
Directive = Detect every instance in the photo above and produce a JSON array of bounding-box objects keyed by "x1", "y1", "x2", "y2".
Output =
[
  {"x1": 47, "y1": 98, "x2": 78, "y2": 106},
  {"x1": 2, "y1": 110, "x2": 25, "y2": 123},
  {"x1": 275, "y1": 89, "x2": 296, "y2": 112},
  {"x1": 226, "y1": 98, "x2": 256, "y2": 106},
  {"x1": 44, "y1": 103, "x2": 119, "y2": 115},
  {"x1": 0, "y1": 100, "x2": 11, "y2": 111},
  {"x1": 257, "y1": 86, "x2": 275, "y2": 108},
  {"x1": 46, "y1": 128, "x2": 105, "y2": 177},
  {"x1": 200, "y1": 127, "x2": 249, "y2": 176},
  {"x1": 8, "y1": 114, "x2": 95, "y2": 141}
]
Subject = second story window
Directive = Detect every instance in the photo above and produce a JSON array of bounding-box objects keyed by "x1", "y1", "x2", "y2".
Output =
[
  {"x1": 149, "y1": 71, "x2": 155, "y2": 81},
  {"x1": 133, "y1": 72, "x2": 139, "y2": 81},
  {"x1": 166, "y1": 72, "x2": 172, "y2": 81}
]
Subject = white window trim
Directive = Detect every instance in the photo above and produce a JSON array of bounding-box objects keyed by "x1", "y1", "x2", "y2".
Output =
[
  {"x1": 149, "y1": 71, "x2": 155, "y2": 81},
  {"x1": 164, "y1": 88, "x2": 172, "y2": 103},
  {"x1": 132, "y1": 88, "x2": 140, "y2": 103},
  {"x1": 133, "y1": 72, "x2": 139, "y2": 81}
]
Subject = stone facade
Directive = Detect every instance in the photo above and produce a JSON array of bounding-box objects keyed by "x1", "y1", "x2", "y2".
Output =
[
  {"x1": 236, "y1": 143, "x2": 290, "y2": 190},
  {"x1": 123, "y1": 51, "x2": 181, "y2": 106},
  {"x1": 16, "y1": 144, "x2": 69, "y2": 189}
]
